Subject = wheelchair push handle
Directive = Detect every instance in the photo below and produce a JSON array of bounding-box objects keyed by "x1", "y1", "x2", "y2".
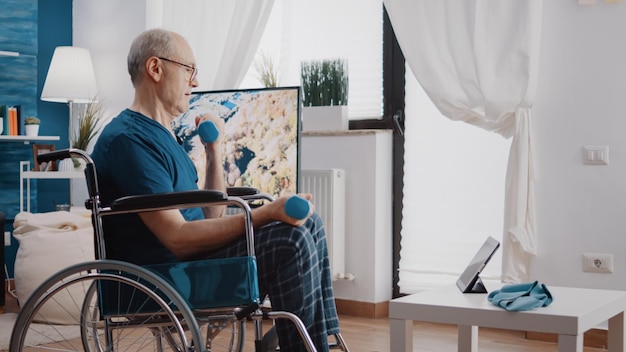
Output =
[
  {"x1": 36, "y1": 148, "x2": 93, "y2": 165},
  {"x1": 37, "y1": 149, "x2": 72, "y2": 164},
  {"x1": 285, "y1": 195, "x2": 311, "y2": 220}
]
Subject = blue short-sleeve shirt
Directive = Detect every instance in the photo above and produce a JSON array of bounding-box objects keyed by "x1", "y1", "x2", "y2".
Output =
[{"x1": 91, "y1": 109, "x2": 204, "y2": 264}]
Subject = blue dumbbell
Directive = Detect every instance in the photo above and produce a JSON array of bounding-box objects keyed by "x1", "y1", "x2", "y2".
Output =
[
  {"x1": 197, "y1": 120, "x2": 220, "y2": 143},
  {"x1": 285, "y1": 195, "x2": 311, "y2": 220}
]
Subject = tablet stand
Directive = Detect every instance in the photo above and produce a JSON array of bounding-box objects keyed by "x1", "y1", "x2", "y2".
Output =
[{"x1": 465, "y1": 277, "x2": 488, "y2": 294}]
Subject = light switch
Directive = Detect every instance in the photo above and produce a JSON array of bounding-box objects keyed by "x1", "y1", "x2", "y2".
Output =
[{"x1": 583, "y1": 146, "x2": 609, "y2": 165}]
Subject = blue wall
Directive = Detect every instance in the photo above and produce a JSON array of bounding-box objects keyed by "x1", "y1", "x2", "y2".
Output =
[
  {"x1": 36, "y1": 0, "x2": 73, "y2": 213},
  {"x1": 2, "y1": 0, "x2": 72, "y2": 278},
  {"x1": 0, "y1": 0, "x2": 38, "y2": 218}
]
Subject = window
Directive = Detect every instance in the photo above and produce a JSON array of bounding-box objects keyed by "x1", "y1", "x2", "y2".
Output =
[
  {"x1": 239, "y1": 0, "x2": 383, "y2": 120},
  {"x1": 399, "y1": 64, "x2": 508, "y2": 293},
  {"x1": 236, "y1": 1, "x2": 507, "y2": 296}
]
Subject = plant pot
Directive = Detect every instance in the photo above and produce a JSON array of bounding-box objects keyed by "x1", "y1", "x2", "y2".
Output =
[
  {"x1": 302, "y1": 106, "x2": 348, "y2": 132},
  {"x1": 58, "y1": 158, "x2": 74, "y2": 172},
  {"x1": 72, "y1": 157, "x2": 86, "y2": 171},
  {"x1": 25, "y1": 124, "x2": 39, "y2": 137}
]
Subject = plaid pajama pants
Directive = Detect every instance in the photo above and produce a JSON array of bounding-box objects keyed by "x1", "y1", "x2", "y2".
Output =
[{"x1": 206, "y1": 211, "x2": 340, "y2": 351}]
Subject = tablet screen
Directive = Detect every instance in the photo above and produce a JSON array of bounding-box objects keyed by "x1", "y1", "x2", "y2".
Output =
[{"x1": 456, "y1": 236, "x2": 500, "y2": 293}]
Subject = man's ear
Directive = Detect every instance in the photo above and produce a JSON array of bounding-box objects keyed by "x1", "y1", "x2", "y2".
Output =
[{"x1": 145, "y1": 56, "x2": 162, "y2": 82}]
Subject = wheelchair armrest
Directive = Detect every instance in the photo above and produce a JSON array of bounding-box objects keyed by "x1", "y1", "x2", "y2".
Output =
[
  {"x1": 110, "y1": 190, "x2": 228, "y2": 212},
  {"x1": 227, "y1": 187, "x2": 260, "y2": 197},
  {"x1": 97, "y1": 190, "x2": 256, "y2": 257},
  {"x1": 227, "y1": 187, "x2": 275, "y2": 204}
]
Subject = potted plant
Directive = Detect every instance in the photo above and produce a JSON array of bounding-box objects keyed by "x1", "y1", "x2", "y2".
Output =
[
  {"x1": 71, "y1": 99, "x2": 104, "y2": 168},
  {"x1": 24, "y1": 116, "x2": 40, "y2": 136},
  {"x1": 300, "y1": 58, "x2": 349, "y2": 131},
  {"x1": 253, "y1": 50, "x2": 280, "y2": 88},
  {"x1": 301, "y1": 58, "x2": 348, "y2": 107}
]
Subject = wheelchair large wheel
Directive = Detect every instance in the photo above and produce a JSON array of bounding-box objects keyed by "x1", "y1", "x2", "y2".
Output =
[{"x1": 10, "y1": 260, "x2": 204, "y2": 352}]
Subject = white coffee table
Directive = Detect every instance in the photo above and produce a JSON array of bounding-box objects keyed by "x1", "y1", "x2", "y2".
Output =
[{"x1": 389, "y1": 284, "x2": 626, "y2": 351}]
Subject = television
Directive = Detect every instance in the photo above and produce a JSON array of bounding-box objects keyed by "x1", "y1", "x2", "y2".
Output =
[{"x1": 172, "y1": 86, "x2": 302, "y2": 199}]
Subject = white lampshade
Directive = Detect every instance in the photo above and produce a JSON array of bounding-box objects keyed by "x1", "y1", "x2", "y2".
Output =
[{"x1": 41, "y1": 46, "x2": 98, "y2": 103}]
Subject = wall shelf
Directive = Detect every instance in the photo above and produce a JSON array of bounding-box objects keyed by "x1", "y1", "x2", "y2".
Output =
[
  {"x1": 20, "y1": 161, "x2": 84, "y2": 213},
  {"x1": 0, "y1": 135, "x2": 60, "y2": 144},
  {"x1": 21, "y1": 170, "x2": 85, "y2": 179}
]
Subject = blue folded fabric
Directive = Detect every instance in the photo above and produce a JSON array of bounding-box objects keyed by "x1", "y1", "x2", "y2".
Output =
[{"x1": 487, "y1": 281, "x2": 553, "y2": 311}]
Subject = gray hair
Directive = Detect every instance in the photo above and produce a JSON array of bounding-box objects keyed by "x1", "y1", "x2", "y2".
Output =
[{"x1": 127, "y1": 29, "x2": 177, "y2": 86}]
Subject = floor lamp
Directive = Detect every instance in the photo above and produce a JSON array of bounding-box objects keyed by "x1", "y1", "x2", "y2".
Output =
[
  {"x1": 41, "y1": 46, "x2": 98, "y2": 160},
  {"x1": 41, "y1": 46, "x2": 98, "y2": 206}
]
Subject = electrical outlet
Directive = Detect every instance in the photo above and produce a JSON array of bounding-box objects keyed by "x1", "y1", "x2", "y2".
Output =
[
  {"x1": 582, "y1": 145, "x2": 610, "y2": 165},
  {"x1": 4, "y1": 231, "x2": 10, "y2": 246},
  {"x1": 582, "y1": 253, "x2": 614, "y2": 273}
]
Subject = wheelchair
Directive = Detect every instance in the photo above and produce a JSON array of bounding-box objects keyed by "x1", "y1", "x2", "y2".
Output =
[{"x1": 10, "y1": 148, "x2": 349, "y2": 352}]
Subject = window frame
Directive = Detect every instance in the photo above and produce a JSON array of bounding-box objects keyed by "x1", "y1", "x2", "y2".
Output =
[{"x1": 349, "y1": 5, "x2": 405, "y2": 298}]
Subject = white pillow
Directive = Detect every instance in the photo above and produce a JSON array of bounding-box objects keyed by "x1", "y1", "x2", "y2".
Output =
[{"x1": 13, "y1": 211, "x2": 94, "y2": 325}]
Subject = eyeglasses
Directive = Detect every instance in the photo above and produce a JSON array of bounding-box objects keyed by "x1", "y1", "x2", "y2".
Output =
[{"x1": 158, "y1": 57, "x2": 198, "y2": 82}]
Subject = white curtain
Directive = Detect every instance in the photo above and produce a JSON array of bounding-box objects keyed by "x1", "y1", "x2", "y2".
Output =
[
  {"x1": 146, "y1": 0, "x2": 275, "y2": 90},
  {"x1": 384, "y1": 0, "x2": 543, "y2": 282}
]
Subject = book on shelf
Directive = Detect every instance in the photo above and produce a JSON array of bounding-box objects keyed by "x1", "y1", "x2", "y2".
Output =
[
  {"x1": 15, "y1": 105, "x2": 21, "y2": 135},
  {"x1": 0, "y1": 105, "x2": 26, "y2": 137},
  {"x1": 10, "y1": 106, "x2": 17, "y2": 136},
  {"x1": 0, "y1": 105, "x2": 7, "y2": 135},
  {"x1": 6, "y1": 105, "x2": 21, "y2": 136}
]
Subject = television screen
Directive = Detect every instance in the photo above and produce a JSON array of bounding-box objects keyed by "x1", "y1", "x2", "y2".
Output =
[{"x1": 172, "y1": 86, "x2": 302, "y2": 199}]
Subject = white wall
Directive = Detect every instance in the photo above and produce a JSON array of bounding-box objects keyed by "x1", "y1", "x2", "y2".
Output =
[
  {"x1": 71, "y1": 0, "x2": 147, "y2": 207},
  {"x1": 531, "y1": 1, "x2": 626, "y2": 290},
  {"x1": 74, "y1": 0, "x2": 626, "y2": 299},
  {"x1": 302, "y1": 131, "x2": 393, "y2": 304},
  {"x1": 73, "y1": 0, "x2": 145, "y2": 118}
]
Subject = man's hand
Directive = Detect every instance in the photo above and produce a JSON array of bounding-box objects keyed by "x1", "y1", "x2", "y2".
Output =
[
  {"x1": 195, "y1": 113, "x2": 224, "y2": 148},
  {"x1": 269, "y1": 193, "x2": 314, "y2": 227}
]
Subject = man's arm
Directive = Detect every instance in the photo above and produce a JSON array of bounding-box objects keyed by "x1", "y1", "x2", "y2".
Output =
[
  {"x1": 138, "y1": 193, "x2": 313, "y2": 260},
  {"x1": 198, "y1": 114, "x2": 226, "y2": 219}
]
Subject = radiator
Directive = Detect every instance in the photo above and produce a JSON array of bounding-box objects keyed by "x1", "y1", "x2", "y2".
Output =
[{"x1": 301, "y1": 169, "x2": 346, "y2": 281}]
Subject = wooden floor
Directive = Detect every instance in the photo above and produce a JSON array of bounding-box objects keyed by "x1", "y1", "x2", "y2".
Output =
[
  {"x1": 337, "y1": 315, "x2": 607, "y2": 351},
  {"x1": 1, "y1": 285, "x2": 608, "y2": 351}
]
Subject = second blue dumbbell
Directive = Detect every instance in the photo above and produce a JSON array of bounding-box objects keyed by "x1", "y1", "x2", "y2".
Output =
[{"x1": 285, "y1": 195, "x2": 311, "y2": 220}]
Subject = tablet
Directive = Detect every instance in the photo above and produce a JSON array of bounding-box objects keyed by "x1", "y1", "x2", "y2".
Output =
[{"x1": 456, "y1": 236, "x2": 500, "y2": 293}]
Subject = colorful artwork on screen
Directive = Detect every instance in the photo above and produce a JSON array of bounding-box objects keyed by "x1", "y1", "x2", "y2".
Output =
[{"x1": 172, "y1": 87, "x2": 301, "y2": 199}]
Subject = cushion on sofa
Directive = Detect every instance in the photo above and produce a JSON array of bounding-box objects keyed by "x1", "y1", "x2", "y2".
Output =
[{"x1": 13, "y1": 211, "x2": 94, "y2": 325}]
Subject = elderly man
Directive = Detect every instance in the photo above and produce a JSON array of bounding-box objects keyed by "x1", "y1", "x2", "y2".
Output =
[{"x1": 90, "y1": 28, "x2": 344, "y2": 351}]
